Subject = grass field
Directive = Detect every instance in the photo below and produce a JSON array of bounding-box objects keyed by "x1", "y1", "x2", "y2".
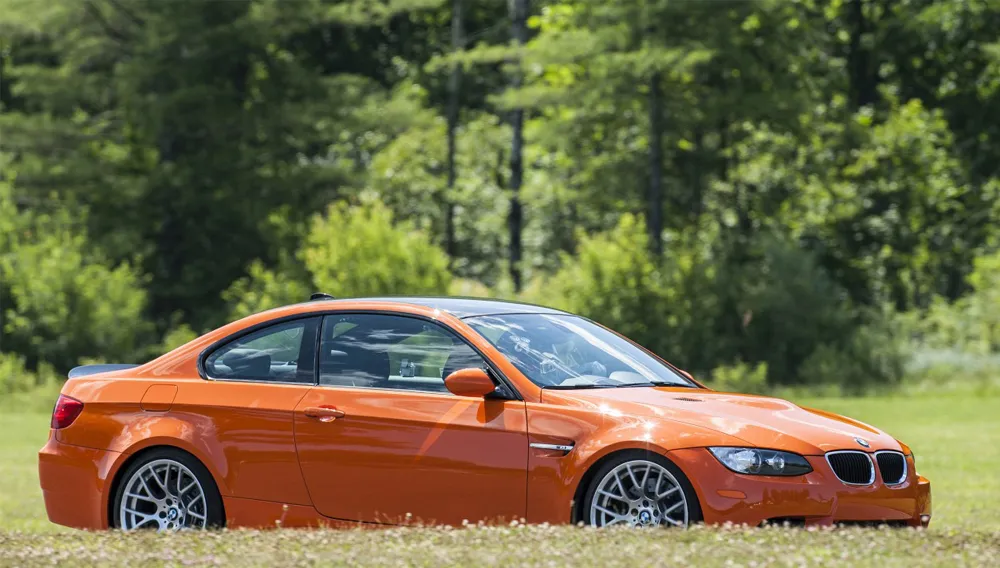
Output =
[{"x1": 1, "y1": 393, "x2": 999, "y2": 566}]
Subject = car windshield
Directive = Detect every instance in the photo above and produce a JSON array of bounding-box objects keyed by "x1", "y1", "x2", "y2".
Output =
[{"x1": 464, "y1": 314, "x2": 696, "y2": 389}]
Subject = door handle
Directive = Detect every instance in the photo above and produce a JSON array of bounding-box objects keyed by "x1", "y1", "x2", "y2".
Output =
[{"x1": 303, "y1": 406, "x2": 346, "y2": 422}]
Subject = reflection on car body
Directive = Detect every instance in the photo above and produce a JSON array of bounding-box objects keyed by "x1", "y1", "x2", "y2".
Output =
[{"x1": 38, "y1": 296, "x2": 931, "y2": 531}]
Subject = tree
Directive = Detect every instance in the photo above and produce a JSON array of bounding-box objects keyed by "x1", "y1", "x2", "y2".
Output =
[
  {"x1": 507, "y1": 0, "x2": 529, "y2": 291},
  {"x1": 2, "y1": 0, "x2": 1000, "y2": 392},
  {"x1": 226, "y1": 200, "x2": 452, "y2": 319},
  {"x1": 0, "y1": 179, "x2": 152, "y2": 371},
  {"x1": 1, "y1": 0, "x2": 353, "y2": 328},
  {"x1": 444, "y1": 0, "x2": 465, "y2": 265}
]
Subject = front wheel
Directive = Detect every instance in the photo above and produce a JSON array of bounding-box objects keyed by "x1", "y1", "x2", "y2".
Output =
[
  {"x1": 583, "y1": 451, "x2": 702, "y2": 528},
  {"x1": 112, "y1": 449, "x2": 224, "y2": 531}
]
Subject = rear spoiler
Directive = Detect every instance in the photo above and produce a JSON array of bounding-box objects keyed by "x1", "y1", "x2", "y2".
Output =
[{"x1": 67, "y1": 364, "x2": 140, "y2": 379}]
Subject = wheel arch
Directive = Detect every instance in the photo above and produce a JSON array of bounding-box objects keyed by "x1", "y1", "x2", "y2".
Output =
[
  {"x1": 570, "y1": 446, "x2": 679, "y2": 524},
  {"x1": 106, "y1": 444, "x2": 228, "y2": 528},
  {"x1": 571, "y1": 444, "x2": 701, "y2": 524},
  {"x1": 101, "y1": 413, "x2": 233, "y2": 499}
]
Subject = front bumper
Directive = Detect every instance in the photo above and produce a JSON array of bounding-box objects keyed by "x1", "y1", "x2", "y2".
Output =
[
  {"x1": 669, "y1": 448, "x2": 931, "y2": 527},
  {"x1": 38, "y1": 434, "x2": 122, "y2": 530}
]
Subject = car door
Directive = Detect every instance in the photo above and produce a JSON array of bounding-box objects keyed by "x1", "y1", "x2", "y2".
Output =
[
  {"x1": 190, "y1": 316, "x2": 320, "y2": 505},
  {"x1": 293, "y1": 313, "x2": 528, "y2": 525}
]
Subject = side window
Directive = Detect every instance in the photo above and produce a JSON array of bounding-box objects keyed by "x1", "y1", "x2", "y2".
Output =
[
  {"x1": 319, "y1": 314, "x2": 487, "y2": 393},
  {"x1": 205, "y1": 318, "x2": 320, "y2": 383}
]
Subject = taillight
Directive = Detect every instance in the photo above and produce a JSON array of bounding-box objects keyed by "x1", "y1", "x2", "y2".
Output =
[{"x1": 51, "y1": 395, "x2": 84, "y2": 429}]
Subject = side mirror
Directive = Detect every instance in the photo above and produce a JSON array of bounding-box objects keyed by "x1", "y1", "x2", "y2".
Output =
[
  {"x1": 680, "y1": 369, "x2": 694, "y2": 380},
  {"x1": 444, "y1": 368, "x2": 496, "y2": 398}
]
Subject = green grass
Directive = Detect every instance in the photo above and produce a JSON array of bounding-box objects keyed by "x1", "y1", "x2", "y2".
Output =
[
  {"x1": 0, "y1": 411, "x2": 62, "y2": 534},
  {"x1": 1, "y1": 524, "x2": 999, "y2": 567},
  {"x1": 1, "y1": 393, "x2": 998, "y2": 565}
]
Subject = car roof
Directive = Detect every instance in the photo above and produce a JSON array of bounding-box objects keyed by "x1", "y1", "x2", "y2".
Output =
[{"x1": 298, "y1": 296, "x2": 568, "y2": 319}]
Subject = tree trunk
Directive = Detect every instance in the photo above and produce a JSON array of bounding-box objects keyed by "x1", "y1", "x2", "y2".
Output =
[
  {"x1": 0, "y1": 51, "x2": 10, "y2": 108},
  {"x1": 647, "y1": 72, "x2": 664, "y2": 256},
  {"x1": 508, "y1": 0, "x2": 528, "y2": 291},
  {"x1": 444, "y1": 0, "x2": 463, "y2": 267},
  {"x1": 847, "y1": 0, "x2": 877, "y2": 108}
]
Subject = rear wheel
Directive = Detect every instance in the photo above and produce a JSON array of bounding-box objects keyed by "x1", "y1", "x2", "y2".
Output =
[
  {"x1": 112, "y1": 449, "x2": 223, "y2": 531},
  {"x1": 583, "y1": 451, "x2": 702, "y2": 528}
]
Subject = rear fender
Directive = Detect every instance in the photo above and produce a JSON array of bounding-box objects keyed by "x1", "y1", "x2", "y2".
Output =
[
  {"x1": 104, "y1": 412, "x2": 232, "y2": 497},
  {"x1": 58, "y1": 378, "x2": 227, "y2": 492}
]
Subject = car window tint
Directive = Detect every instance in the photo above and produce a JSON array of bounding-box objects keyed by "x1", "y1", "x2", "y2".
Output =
[
  {"x1": 319, "y1": 314, "x2": 486, "y2": 393},
  {"x1": 205, "y1": 318, "x2": 319, "y2": 383}
]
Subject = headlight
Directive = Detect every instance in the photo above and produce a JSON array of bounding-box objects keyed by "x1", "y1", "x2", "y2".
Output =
[{"x1": 709, "y1": 447, "x2": 813, "y2": 476}]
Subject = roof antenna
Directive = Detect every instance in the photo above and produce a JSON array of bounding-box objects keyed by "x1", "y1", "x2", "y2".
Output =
[{"x1": 310, "y1": 293, "x2": 336, "y2": 301}]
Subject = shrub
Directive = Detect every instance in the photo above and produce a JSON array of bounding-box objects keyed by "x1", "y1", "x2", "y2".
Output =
[
  {"x1": 303, "y1": 200, "x2": 452, "y2": 298},
  {"x1": 899, "y1": 249, "x2": 1000, "y2": 393},
  {"x1": 527, "y1": 214, "x2": 721, "y2": 371},
  {"x1": 0, "y1": 182, "x2": 153, "y2": 372},
  {"x1": 706, "y1": 362, "x2": 769, "y2": 394},
  {"x1": 715, "y1": 234, "x2": 863, "y2": 386},
  {"x1": 224, "y1": 200, "x2": 452, "y2": 320},
  {"x1": 534, "y1": 219, "x2": 906, "y2": 391},
  {"x1": 223, "y1": 259, "x2": 311, "y2": 321},
  {"x1": 0, "y1": 352, "x2": 58, "y2": 395},
  {"x1": 157, "y1": 324, "x2": 200, "y2": 353},
  {"x1": 798, "y1": 324, "x2": 907, "y2": 395},
  {"x1": 916, "y1": 250, "x2": 1000, "y2": 354}
]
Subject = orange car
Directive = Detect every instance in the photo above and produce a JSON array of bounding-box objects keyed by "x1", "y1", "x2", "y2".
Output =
[{"x1": 39, "y1": 296, "x2": 931, "y2": 531}]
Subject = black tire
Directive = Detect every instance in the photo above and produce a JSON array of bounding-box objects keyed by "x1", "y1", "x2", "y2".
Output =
[
  {"x1": 111, "y1": 447, "x2": 225, "y2": 530},
  {"x1": 581, "y1": 450, "x2": 703, "y2": 527}
]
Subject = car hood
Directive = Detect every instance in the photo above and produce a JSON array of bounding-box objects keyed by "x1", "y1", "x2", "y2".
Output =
[{"x1": 543, "y1": 387, "x2": 901, "y2": 455}]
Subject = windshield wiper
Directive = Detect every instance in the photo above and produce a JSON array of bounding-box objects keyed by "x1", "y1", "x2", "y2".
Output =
[
  {"x1": 544, "y1": 384, "x2": 619, "y2": 390},
  {"x1": 614, "y1": 381, "x2": 701, "y2": 388},
  {"x1": 545, "y1": 380, "x2": 701, "y2": 390}
]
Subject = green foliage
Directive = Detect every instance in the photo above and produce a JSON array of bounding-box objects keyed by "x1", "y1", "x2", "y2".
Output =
[
  {"x1": 2, "y1": 0, "x2": 1000, "y2": 394},
  {"x1": 530, "y1": 214, "x2": 720, "y2": 371},
  {"x1": 0, "y1": 0, "x2": 447, "y2": 328},
  {"x1": 225, "y1": 200, "x2": 451, "y2": 320},
  {"x1": 156, "y1": 324, "x2": 200, "y2": 354},
  {"x1": 223, "y1": 259, "x2": 311, "y2": 321},
  {"x1": 900, "y1": 249, "x2": 1000, "y2": 395},
  {"x1": 537, "y1": 217, "x2": 906, "y2": 389},
  {"x1": 534, "y1": 214, "x2": 666, "y2": 340},
  {"x1": 706, "y1": 362, "x2": 768, "y2": 395},
  {"x1": 917, "y1": 250, "x2": 1000, "y2": 354},
  {"x1": 367, "y1": 113, "x2": 511, "y2": 284},
  {"x1": 798, "y1": 318, "x2": 908, "y2": 395},
  {"x1": 1, "y1": 234, "x2": 151, "y2": 371},
  {"x1": 302, "y1": 200, "x2": 452, "y2": 299},
  {"x1": 715, "y1": 100, "x2": 988, "y2": 312},
  {"x1": 720, "y1": 234, "x2": 858, "y2": 385},
  {"x1": 0, "y1": 183, "x2": 152, "y2": 371},
  {"x1": 0, "y1": 352, "x2": 57, "y2": 395}
]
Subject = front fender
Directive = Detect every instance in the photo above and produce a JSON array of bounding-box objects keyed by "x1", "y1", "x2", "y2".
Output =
[{"x1": 525, "y1": 401, "x2": 745, "y2": 523}]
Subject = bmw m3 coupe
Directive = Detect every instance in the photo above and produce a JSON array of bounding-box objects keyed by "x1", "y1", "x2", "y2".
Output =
[{"x1": 39, "y1": 296, "x2": 931, "y2": 531}]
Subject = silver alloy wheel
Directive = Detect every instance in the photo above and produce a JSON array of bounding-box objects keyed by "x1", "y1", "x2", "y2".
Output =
[
  {"x1": 119, "y1": 458, "x2": 208, "y2": 531},
  {"x1": 589, "y1": 460, "x2": 689, "y2": 528}
]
